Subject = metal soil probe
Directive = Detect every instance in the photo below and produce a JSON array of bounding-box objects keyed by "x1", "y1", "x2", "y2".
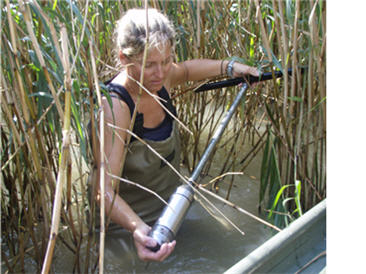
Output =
[{"x1": 148, "y1": 69, "x2": 295, "y2": 251}]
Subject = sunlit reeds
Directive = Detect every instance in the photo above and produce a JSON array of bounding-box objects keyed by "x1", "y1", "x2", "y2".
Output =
[{"x1": 1, "y1": 0, "x2": 325, "y2": 272}]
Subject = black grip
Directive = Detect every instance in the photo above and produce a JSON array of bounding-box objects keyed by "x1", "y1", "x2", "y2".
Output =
[{"x1": 195, "y1": 68, "x2": 296, "y2": 93}]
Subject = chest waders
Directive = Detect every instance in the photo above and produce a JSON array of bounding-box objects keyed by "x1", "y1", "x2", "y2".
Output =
[
  {"x1": 88, "y1": 83, "x2": 181, "y2": 228},
  {"x1": 88, "y1": 120, "x2": 181, "y2": 228},
  {"x1": 121, "y1": 122, "x2": 181, "y2": 223}
]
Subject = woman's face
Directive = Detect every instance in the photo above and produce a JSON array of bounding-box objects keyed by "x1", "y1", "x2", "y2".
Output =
[{"x1": 127, "y1": 44, "x2": 173, "y2": 93}]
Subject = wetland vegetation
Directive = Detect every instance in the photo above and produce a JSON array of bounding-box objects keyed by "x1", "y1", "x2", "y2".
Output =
[{"x1": 1, "y1": 0, "x2": 325, "y2": 272}]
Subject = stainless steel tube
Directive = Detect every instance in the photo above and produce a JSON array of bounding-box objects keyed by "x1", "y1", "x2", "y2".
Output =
[
  {"x1": 148, "y1": 184, "x2": 194, "y2": 251},
  {"x1": 190, "y1": 83, "x2": 249, "y2": 183},
  {"x1": 148, "y1": 83, "x2": 249, "y2": 251}
]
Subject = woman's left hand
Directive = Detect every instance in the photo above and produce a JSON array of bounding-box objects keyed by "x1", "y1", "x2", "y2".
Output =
[{"x1": 133, "y1": 223, "x2": 176, "y2": 262}]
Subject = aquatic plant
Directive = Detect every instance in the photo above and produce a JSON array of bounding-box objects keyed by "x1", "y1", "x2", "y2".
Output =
[{"x1": 1, "y1": 0, "x2": 325, "y2": 272}]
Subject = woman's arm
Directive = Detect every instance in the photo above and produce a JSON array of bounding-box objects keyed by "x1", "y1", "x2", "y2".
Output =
[
  {"x1": 95, "y1": 97, "x2": 141, "y2": 231},
  {"x1": 168, "y1": 59, "x2": 259, "y2": 88},
  {"x1": 94, "y1": 97, "x2": 175, "y2": 261}
]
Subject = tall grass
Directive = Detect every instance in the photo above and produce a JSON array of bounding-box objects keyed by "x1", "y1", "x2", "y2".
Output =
[
  {"x1": 255, "y1": 0, "x2": 326, "y2": 228},
  {"x1": 1, "y1": 0, "x2": 325, "y2": 272}
]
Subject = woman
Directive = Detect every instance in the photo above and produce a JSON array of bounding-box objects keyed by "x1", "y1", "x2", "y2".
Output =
[{"x1": 91, "y1": 8, "x2": 259, "y2": 262}]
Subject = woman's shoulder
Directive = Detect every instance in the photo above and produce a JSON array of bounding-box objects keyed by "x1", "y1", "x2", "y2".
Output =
[
  {"x1": 102, "y1": 94, "x2": 131, "y2": 128},
  {"x1": 103, "y1": 74, "x2": 136, "y2": 118}
]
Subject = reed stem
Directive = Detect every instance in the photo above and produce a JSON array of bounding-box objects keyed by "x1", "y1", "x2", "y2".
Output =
[{"x1": 41, "y1": 24, "x2": 72, "y2": 274}]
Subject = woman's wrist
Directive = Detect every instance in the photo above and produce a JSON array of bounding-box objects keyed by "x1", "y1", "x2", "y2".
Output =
[
  {"x1": 220, "y1": 60, "x2": 225, "y2": 75},
  {"x1": 220, "y1": 59, "x2": 236, "y2": 78},
  {"x1": 129, "y1": 218, "x2": 147, "y2": 234},
  {"x1": 220, "y1": 60, "x2": 230, "y2": 77}
]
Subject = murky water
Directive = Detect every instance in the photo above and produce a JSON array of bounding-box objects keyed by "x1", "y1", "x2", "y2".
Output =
[
  {"x1": 65, "y1": 183, "x2": 269, "y2": 274},
  {"x1": 18, "y1": 171, "x2": 272, "y2": 273},
  {"x1": 96, "y1": 157, "x2": 273, "y2": 273}
]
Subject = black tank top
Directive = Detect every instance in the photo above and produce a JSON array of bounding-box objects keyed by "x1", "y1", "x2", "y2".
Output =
[{"x1": 104, "y1": 80, "x2": 177, "y2": 141}]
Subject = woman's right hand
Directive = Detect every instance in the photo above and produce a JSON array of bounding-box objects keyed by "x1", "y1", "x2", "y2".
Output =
[{"x1": 132, "y1": 223, "x2": 176, "y2": 262}]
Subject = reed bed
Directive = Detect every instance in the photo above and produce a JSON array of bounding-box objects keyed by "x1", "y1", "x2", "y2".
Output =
[{"x1": 1, "y1": 0, "x2": 325, "y2": 272}]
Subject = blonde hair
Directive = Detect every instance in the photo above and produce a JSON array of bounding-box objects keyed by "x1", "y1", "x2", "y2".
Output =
[{"x1": 115, "y1": 8, "x2": 175, "y2": 60}]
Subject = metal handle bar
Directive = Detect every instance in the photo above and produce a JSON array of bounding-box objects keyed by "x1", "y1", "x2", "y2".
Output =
[{"x1": 195, "y1": 68, "x2": 304, "y2": 93}]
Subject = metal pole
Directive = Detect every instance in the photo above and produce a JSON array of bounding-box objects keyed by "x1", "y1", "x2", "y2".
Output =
[{"x1": 189, "y1": 83, "x2": 249, "y2": 183}]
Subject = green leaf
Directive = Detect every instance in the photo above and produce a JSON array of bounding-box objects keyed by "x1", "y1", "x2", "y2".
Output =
[
  {"x1": 268, "y1": 184, "x2": 290, "y2": 218},
  {"x1": 309, "y1": 96, "x2": 326, "y2": 113},
  {"x1": 294, "y1": 180, "x2": 303, "y2": 216},
  {"x1": 260, "y1": 45, "x2": 283, "y2": 72},
  {"x1": 52, "y1": 0, "x2": 57, "y2": 10},
  {"x1": 250, "y1": 37, "x2": 254, "y2": 59},
  {"x1": 288, "y1": 96, "x2": 303, "y2": 102}
]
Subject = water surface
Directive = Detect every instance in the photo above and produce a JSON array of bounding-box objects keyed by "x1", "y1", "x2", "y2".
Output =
[{"x1": 92, "y1": 161, "x2": 274, "y2": 273}]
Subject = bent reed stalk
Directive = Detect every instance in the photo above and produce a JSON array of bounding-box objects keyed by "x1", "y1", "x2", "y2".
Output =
[{"x1": 1, "y1": 0, "x2": 325, "y2": 272}]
